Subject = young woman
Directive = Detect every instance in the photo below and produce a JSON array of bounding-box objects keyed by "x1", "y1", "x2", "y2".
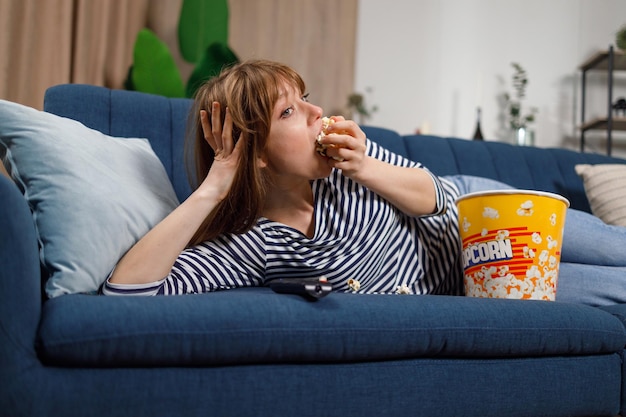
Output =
[
  {"x1": 104, "y1": 59, "x2": 463, "y2": 296},
  {"x1": 104, "y1": 59, "x2": 626, "y2": 305}
]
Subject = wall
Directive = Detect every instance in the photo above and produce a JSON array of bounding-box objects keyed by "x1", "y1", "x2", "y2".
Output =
[{"x1": 354, "y1": 0, "x2": 626, "y2": 155}]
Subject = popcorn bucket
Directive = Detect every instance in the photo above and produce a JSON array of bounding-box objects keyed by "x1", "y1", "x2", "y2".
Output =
[{"x1": 456, "y1": 190, "x2": 569, "y2": 301}]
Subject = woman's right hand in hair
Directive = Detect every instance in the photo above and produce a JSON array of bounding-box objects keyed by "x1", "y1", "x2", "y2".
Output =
[
  {"x1": 109, "y1": 102, "x2": 244, "y2": 286},
  {"x1": 198, "y1": 102, "x2": 244, "y2": 201}
]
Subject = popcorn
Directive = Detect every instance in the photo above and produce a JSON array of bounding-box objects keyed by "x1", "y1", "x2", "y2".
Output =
[
  {"x1": 457, "y1": 190, "x2": 569, "y2": 302},
  {"x1": 549, "y1": 213, "x2": 557, "y2": 226},
  {"x1": 347, "y1": 278, "x2": 360, "y2": 292},
  {"x1": 531, "y1": 232, "x2": 542, "y2": 244},
  {"x1": 548, "y1": 255, "x2": 557, "y2": 269},
  {"x1": 523, "y1": 246, "x2": 536, "y2": 259},
  {"x1": 517, "y1": 200, "x2": 534, "y2": 216},
  {"x1": 395, "y1": 285, "x2": 412, "y2": 295},
  {"x1": 465, "y1": 263, "x2": 557, "y2": 301},
  {"x1": 482, "y1": 207, "x2": 499, "y2": 219},
  {"x1": 526, "y1": 265, "x2": 542, "y2": 279},
  {"x1": 462, "y1": 217, "x2": 471, "y2": 233},
  {"x1": 546, "y1": 236, "x2": 558, "y2": 250},
  {"x1": 315, "y1": 117, "x2": 344, "y2": 161},
  {"x1": 463, "y1": 220, "x2": 564, "y2": 300},
  {"x1": 480, "y1": 266, "x2": 497, "y2": 279},
  {"x1": 495, "y1": 229, "x2": 510, "y2": 241}
]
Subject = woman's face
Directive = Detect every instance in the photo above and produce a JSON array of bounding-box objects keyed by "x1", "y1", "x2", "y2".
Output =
[{"x1": 262, "y1": 81, "x2": 332, "y2": 181}]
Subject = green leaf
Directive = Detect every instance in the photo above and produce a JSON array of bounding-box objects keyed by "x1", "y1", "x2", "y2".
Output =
[
  {"x1": 186, "y1": 42, "x2": 239, "y2": 98},
  {"x1": 617, "y1": 25, "x2": 626, "y2": 50},
  {"x1": 123, "y1": 65, "x2": 135, "y2": 91},
  {"x1": 131, "y1": 28, "x2": 185, "y2": 98},
  {"x1": 178, "y1": 0, "x2": 229, "y2": 64}
]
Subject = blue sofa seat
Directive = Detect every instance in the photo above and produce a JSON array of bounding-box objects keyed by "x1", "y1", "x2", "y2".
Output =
[
  {"x1": 37, "y1": 289, "x2": 624, "y2": 367},
  {"x1": 1, "y1": 84, "x2": 625, "y2": 417}
]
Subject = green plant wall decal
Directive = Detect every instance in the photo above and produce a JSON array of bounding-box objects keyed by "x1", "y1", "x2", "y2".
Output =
[
  {"x1": 186, "y1": 42, "x2": 239, "y2": 98},
  {"x1": 125, "y1": 0, "x2": 238, "y2": 98},
  {"x1": 178, "y1": 0, "x2": 229, "y2": 63},
  {"x1": 129, "y1": 28, "x2": 186, "y2": 98}
]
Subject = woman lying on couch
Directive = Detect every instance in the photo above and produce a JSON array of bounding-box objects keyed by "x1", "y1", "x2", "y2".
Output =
[{"x1": 104, "y1": 59, "x2": 626, "y2": 306}]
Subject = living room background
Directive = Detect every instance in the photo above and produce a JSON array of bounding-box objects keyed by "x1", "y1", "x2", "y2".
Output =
[
  {"x1": 355, "y1": 0, "x2": 626, "y2": 155},
  {"x1": 1, "y1": 0, "x2": 625, "y2": 155}
]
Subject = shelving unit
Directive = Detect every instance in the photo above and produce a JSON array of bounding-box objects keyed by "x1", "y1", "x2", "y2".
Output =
[{"x1": 579, "y1": 45, "x2": 626, "y2": 156}]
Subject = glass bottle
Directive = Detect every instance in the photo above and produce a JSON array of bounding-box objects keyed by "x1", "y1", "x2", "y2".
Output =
[{"x1": 473, "y1": 107, "x2": 484, "y2": 140}]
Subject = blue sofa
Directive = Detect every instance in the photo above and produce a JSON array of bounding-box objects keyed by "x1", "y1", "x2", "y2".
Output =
[{"x1": 2, "y1": 84, "x2": 626, "y2": 417}]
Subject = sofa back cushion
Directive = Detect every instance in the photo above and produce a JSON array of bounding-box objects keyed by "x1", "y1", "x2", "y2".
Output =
[
  {"x1": 44, "y1": 84, "x2": 193, "y2": 202},
  {"x1": 362, "y1": 128, "x2": 626, "y2": 213},
  {"x1": 0, "y1": 99, "x2": 180, "y2": 298}
]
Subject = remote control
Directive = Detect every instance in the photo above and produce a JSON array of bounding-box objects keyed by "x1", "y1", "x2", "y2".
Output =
[{"x1": 268, "y1": 277, "x2": 332, "y2": 301}]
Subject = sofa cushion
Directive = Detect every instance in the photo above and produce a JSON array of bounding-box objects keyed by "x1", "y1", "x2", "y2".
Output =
[
  {"x1": 360, "y1": 125, "x2": 406, "y2": 156},
  {"x1": 37, "y1": 288, "x2": 626, "y2": 367},
  {"x1": 576, "y1": 163, "x2": 626, "y2": 226},
  {"x1": 600, "y1": 303, "x2": 626, "y2": 329},
  {"x1": 0, "y1": 99, "x2": 180, "y2": 298}
]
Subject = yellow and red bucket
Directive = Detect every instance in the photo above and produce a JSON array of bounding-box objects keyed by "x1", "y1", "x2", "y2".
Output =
[{"x1": 456, "y1": 190, "x2": 569, "y2": 301}]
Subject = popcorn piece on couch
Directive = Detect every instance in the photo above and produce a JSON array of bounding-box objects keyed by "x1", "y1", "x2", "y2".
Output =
[{"x1": 347, "y1": 278, "x2": 361, "y2": 292}]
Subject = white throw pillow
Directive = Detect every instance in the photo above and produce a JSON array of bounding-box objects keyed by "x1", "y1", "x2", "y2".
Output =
[
  {"x1": 575, "y1": 163, "x2": 626, "y2": 227},
  {"x1": 0, "y1": 99, "x2": 180, "y2": 298}
]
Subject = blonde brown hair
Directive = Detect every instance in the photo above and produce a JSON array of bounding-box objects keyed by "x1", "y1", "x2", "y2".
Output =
[{"x1": 185, "y1": 60, "x2": 306, "y2": 246}]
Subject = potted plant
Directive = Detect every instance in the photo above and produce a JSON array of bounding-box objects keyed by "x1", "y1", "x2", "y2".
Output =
[
  {"x1": 346, "y1": 87, "x2": 378, "y2": 125},
  {"x1": 617, "y1": 24, "x2": 626, "y2": 51},
  {"x1": 503, "y1": 63, "x2": 538, "y2": 146}
]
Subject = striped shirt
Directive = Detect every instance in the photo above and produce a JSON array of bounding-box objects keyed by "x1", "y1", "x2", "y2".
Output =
[{"x1": 103, "y1": 139, "x2": 463, "y2": 296}]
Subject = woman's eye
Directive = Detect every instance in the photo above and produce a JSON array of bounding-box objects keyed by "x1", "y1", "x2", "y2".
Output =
[
  {"x1": 281, "y1": 107, "x2": 294, "y2": 118},
  {"x1": 302, "y1": 93, "x2": 310, "y2": 102}
]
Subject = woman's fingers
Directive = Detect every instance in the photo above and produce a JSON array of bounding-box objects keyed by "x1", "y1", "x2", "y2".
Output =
[
  {"x1": 322, "y1": 120, "x2": 366, "y2": 151},
  {"x1": 200, "y1": 109, "x2": 217, "y2": 150},
  {"x1": 210, "y1": 102, "x2": 223, "y2": 153},
  {"x1": 221, "y1": 107, "x2": 234, "y2": 155},
  {"x1": 200, "y1": 102, "x2": 238, "y2": 157}
]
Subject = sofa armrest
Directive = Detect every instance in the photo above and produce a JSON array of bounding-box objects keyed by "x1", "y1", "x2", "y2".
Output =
[{"x1": 0, "y1": 174, "x2": 42, "y2": 364}]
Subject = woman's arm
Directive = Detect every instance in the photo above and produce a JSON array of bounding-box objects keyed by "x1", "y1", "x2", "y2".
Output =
[
  {"x1": 320, "y1": 119, "x2": 440, "y2": 217},
  {"x1": 109, "y1": 104, "x2": 243, "y2": 285},
  {"x1": 108, "y1": 188, "x2": 223, "y2": 285},
  {"x1": 349, "y1": 156, "x2": 439, "y2": 217}
]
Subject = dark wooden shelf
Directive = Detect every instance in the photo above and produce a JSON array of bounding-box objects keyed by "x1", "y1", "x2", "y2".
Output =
[
  {"x1": 579, "y1": 49, "x2": 626, "y2": 71},
  {"x1": 579, "y1": 46, "x2": 626, "y2": 155},
  {"x1": 580, "y1": 116, "x2": 626, "y2": 131}
]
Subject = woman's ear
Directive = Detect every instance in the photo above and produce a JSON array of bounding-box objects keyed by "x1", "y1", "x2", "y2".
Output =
[{"x1": 256, "y1": 154, "x2": 268, "y2": 168}]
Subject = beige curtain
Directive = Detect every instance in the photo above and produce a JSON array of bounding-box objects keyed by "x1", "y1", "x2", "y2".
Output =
[
  {"x1": 71, "y1": 0, "x2": 151, "y2": 87},
  {"x1": 0, "y1": 0, "x2": 357, "y2": 115},
  {"x1": 0, "y1": 0, "x2": 152, "y2": 109},
  {"x1": 0, "y1": 0, "x2": 74, "y2": 110},
  {"x1": 229, "y1": 0, "x2": 358, "y2": 116}
]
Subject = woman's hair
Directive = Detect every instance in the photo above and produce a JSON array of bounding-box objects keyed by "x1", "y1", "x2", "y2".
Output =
[{"x1": 185, "y1": 59, "x2": 306, "y2": 246}]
